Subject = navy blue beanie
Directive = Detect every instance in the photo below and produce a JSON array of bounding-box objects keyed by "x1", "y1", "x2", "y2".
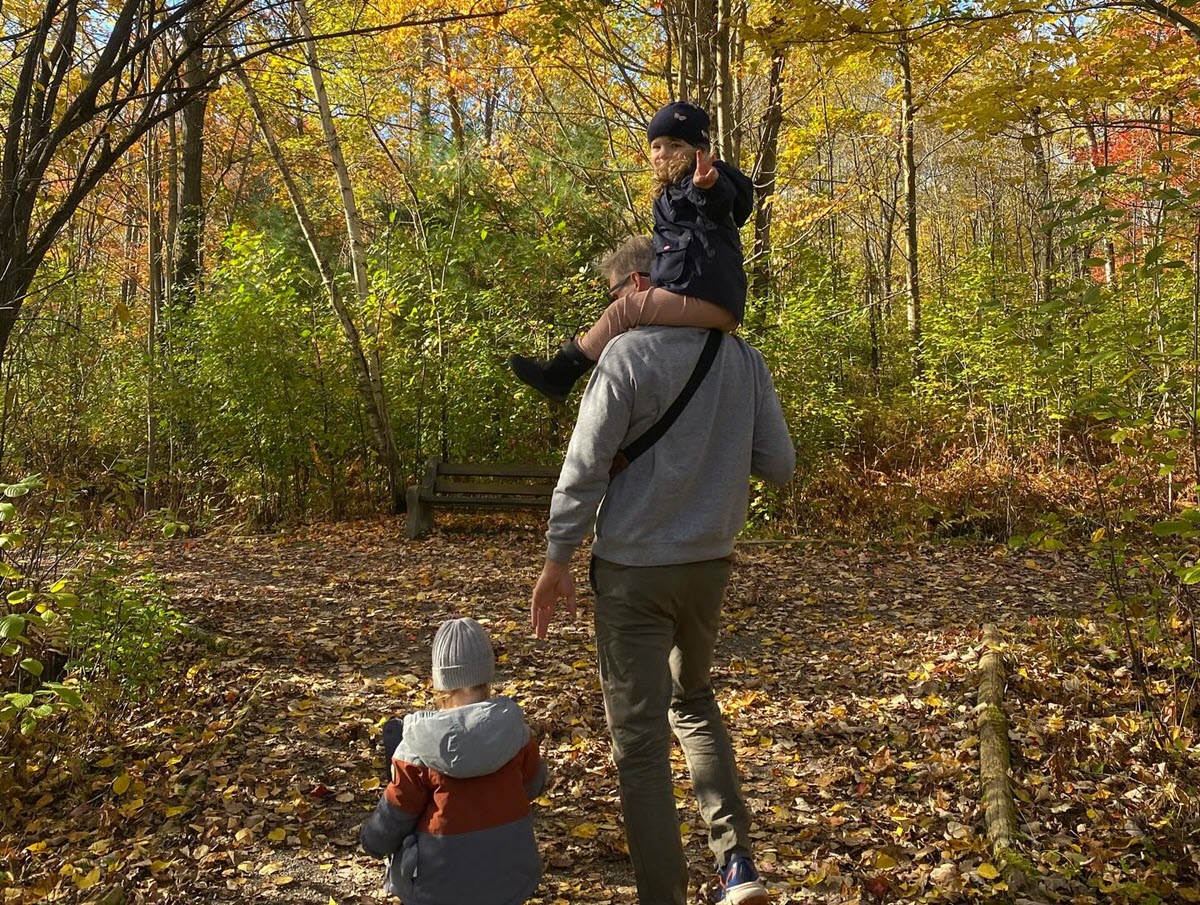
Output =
[{"x1": 647, "y1": 102, "x2": 711, "y2": 149}]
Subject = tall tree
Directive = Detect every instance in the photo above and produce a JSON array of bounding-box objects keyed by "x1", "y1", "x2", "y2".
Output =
[
  {"x1": 173, "y1": 8, "x2": 211, "y2": 308},
  {"x1": 750, "y1": 49, "x2": 787, "y2": 298},
  {"x1": 0, "y1": 0, "x2": 513, "y2": 376},
  {"x1": 0, "y1": 0, "x2": 234, "y2": 370},
  {"x1": 898, "y1": 35, "x2": 922, "y2": 376}
]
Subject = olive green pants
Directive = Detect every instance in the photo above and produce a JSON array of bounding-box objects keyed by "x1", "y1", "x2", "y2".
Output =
[{"x1": 591, "y1": 556, "x2": 753, "y2": 905}]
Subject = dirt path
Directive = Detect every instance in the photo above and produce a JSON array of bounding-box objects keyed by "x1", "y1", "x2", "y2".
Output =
[{"x1": 10, "y1": 516, "x2": 1133, "y2": 903}]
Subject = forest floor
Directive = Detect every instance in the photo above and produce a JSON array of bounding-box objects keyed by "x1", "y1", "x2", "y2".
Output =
[{"x1": 5, "y1": 515, "x2": 1198, "y2": 904}]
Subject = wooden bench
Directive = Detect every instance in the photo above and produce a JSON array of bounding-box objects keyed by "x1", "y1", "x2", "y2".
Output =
[{"x1": 405, "y1": 458, "x2": 561, "y2": 539}]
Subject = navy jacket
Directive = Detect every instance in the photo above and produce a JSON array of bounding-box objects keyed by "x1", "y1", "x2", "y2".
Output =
[{"x1": 651, "y1": 159, "x2": 755, "y2": 322}]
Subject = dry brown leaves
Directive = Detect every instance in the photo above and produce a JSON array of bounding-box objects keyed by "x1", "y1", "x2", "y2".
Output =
[{"x1": 2, "y1": 514, "x2": 1196, "y2": 903}]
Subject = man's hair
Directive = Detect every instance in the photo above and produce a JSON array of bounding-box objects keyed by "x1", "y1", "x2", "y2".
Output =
[{"x1": 597, "y1": 235, "x2": 654, "y2": 285}]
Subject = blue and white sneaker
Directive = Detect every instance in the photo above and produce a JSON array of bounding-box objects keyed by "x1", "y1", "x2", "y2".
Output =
[{"x1": 716, "y1": 854, "x2": 769, "y2": 904}]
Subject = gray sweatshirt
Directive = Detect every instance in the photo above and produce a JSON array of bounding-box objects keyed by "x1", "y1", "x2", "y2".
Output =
[{"x1": 546, "y1": 327, "x2": 795, "y2": 566}]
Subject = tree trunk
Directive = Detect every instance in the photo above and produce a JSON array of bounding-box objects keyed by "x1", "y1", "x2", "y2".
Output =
[
  {"x1": 1025, "y1": 108, "x2": 1054, "y2": 305},
  {"x1": 662, "y1": 0, "x2": 718, "y2": 104},
  {"x1": 0, "y1": 260, "x2": 41, "y2": 369},
  {"x1": 821, "y1": 89, "x2": 839, "y2": 308},
  {"x1": 1192, "y1": 225, "x2": 1199, "y2": 482},
  {"x1": 865, "y1": 236, "x2": 881, "y2": 383},
  {"x1": 714, "y1": 0, "x2": 735, "y2": 160},
  {"x1": 121, "y1": 207, "x2": 139, "y2": 310},
  {"x1": 898, "y1": 39, "x2": 921, "y2": 379},
  {"x1": 731, "y1": 2, "x2": 746, "y2": 165},
  {"x1": 165, "y1": 112, "x2": 180, "y2": 307},
  {"x1": 238, "y1": 44, "x2": 403, "y2": 512},
  {"x1": 750, "y1": 50, "x2": 785, "y2": 300},
  {"x1": 145, "y1": 129, "x2": 163, "y2": 513},
  {"x1": 1083, "y1": 119, "x2": 1117, "y2": 286},
  {"x1": 419, "y1": 30, "x2": 434, "y2": 133},
  {"x1": 173, "y1": 9, "x2": 209, "y2": 307},
  {"x1": 437, "y1": 25, "x2": 466, "y2": 151}
]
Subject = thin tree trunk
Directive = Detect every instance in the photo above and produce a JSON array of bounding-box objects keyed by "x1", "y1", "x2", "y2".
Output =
[
  {"x1": 696, "y1": 0, "x2": 717, "y2": 107},
  {"x1": 165, "y1": 111, "x2": 180, "y2": 312},
  {"x1": 0, "y1": 350, "x2": 13, "y2": 468},
  {"x1": 296, "y1": 0, "x2": 402, "y2": 510},
  {"x1": 419, "y1": 30, "x2": 434, "y2": 135},
  {"x1": 750, "y1": 50, "x2": 784, "y2": 299},
  {"x1": 1026, "y1": 108, "x2": 1054, "y2": 305},
  {"x1": 237, "y1": 51, "x2": 402, "y2": 512},
  {"x1": 146, "y1": 129, "x2": 163, "y2": 513},
  {"x1": 1083, "y1": 120, "x2": 1117, "y2": 285},
  {"x1": 820, "y1": 86, "x2": 839, "y2": 307},
  {"x1": 121, "y1": 206, "x2": 138, "y2": 310},
  {"x1": 437, "y1": 25, "x2": 466, "y2": 151},
  {"x1": 898, "y1": 38, "x2": 921, "y2": 379},
  {"x1": 1192, "y1": 224, "x2": 1199, "y2": 482},
  {"x1": 173, "y1": 9, "x2": 208, "y2": 307},
  {"x1": 865, "y1": 234, "x2": 881, "y2": 383},
  {"x1": 714, "y1": 0, "x2": 734, "y2": 160},
  {"x1": 731, "y1": 0, "x2": 745, "y2": 165}
]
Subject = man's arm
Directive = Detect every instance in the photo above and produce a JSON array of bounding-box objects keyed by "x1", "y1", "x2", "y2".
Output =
[
  {"x1": 751, "y1": 360, "x2": 796, "y2": 486},
  {"x1": 532, "y1": 351, "x2": 635, "y2": 637}
]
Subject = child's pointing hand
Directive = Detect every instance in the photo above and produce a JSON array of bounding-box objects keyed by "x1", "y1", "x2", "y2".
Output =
[{"x1": 693, "y1": 150, "x2": 719, "y2": 190}]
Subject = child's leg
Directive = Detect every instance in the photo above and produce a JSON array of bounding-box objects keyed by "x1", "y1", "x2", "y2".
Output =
[{"x1": 575, "y1": 288, "x2": 739, "y2": 360}]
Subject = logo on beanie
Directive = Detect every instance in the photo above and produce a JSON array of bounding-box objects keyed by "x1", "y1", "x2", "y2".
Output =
[{"x1": 674, "y1": 112, "x2": 688, "y2": 121}]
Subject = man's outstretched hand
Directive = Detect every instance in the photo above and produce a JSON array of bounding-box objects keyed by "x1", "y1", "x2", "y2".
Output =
[
  {"x1": 693, "y1": 150, "x2": 719, "y2": 190},
  {"x1": 532, "y1": 559, "x2": 576, "y2": 639}
]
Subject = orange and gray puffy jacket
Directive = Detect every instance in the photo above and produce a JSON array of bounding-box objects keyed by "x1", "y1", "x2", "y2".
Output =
[{"x1": 359, "y1": 697, "x2": 546, "y2": 905}]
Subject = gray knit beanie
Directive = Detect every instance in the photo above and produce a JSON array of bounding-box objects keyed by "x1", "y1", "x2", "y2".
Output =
[{"x1": 431, "y1": 617, "x2": 495, "y2": 691}]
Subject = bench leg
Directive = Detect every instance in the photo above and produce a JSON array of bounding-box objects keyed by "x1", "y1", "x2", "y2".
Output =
[{"x1": 405, "y1": 486, "x2": 433, "y2": 539}]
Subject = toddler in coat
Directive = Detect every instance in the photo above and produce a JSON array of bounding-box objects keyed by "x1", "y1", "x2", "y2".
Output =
[{"x1": 360, "y1": 617, "x2": 547, "y2": 905}]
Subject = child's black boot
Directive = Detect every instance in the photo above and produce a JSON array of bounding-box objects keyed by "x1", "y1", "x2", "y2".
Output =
[{"x1": 509, "y1": 339, "x2": 595, "y2": 402}]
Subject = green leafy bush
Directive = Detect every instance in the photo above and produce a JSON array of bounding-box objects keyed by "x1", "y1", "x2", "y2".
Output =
[{"x1": 1, "y1": 476, "x2": 182, "y2": 763}]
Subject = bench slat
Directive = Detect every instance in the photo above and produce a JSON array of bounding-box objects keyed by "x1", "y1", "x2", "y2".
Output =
[
  {"x1": 421, "y1": 494, "x2": 552, "y2": 508},
  {"x1": 436, "y1": 463, "x2": 561, "y2": 479},
  {"x1": 434, "y1": 480, "x2": 557, "y2": 497}
]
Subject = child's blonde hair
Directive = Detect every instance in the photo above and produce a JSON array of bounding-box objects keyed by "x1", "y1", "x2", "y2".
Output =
[
  {"x1": 435, "y1": 683, "x2": 490, "y2": 709},
  {"x1": 652, "y1": 150, "x2": 698, "y2": 199}
]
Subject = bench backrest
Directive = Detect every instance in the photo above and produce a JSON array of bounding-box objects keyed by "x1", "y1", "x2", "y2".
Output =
[{"x1": 423, "y1": 459, "x2": 560, "y2": 498}]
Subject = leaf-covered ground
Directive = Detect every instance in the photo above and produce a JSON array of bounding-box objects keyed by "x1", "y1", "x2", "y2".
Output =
[{"x1": 4, "y1": 516, "x2": 1198, "y2": 903}]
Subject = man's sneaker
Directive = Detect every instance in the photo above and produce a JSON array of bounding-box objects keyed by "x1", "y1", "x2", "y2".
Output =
[{"x1": 716, "y1": 854, "x2": 769, "y2": 904}]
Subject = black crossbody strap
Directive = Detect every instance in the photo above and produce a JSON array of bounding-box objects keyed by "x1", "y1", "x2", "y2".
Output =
[{"x1": 611, "y1": 328, "x2": 723, "y2": 476}]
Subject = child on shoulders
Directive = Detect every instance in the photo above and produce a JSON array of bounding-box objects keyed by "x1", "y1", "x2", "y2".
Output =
[
  {"x1": 359, "y1": 617, "x2": 546, "y2": 905},
  {"x1": 510, "y1": 100, "x2": 755, "y2": 402}
]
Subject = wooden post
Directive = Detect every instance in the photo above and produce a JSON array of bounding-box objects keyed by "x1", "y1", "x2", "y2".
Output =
[
  {"x1": 977, "y1": 623, "x2": 1029, "y2": 890},
  {"x1": 405, "y1": 485, "x2": 430, "y2": 540},
  {"x1": 405, "y1": 459, "x2": 440, "y2": 539}
]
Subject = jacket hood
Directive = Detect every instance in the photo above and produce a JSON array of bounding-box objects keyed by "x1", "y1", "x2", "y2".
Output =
[{"x1": 396, "y1": 696, "x2": 530, "y2": 778}]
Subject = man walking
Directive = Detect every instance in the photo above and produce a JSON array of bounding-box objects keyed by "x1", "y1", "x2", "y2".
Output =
[{"x1": 531, "y1": 237, "x2": 795, "y2": 905}]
